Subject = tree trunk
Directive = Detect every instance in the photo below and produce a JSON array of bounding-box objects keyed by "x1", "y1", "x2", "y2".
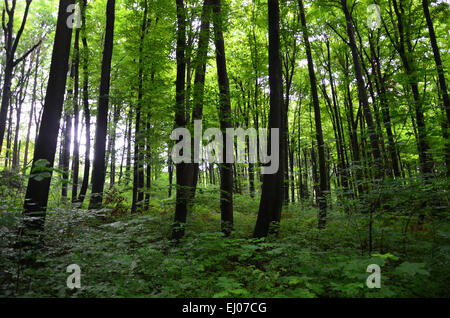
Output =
[
  {"x1": 342, "y1": 0, "x2": 382, "y2": 181},
  {"x1": 422, "y1": 0, "x2": 450, "y2": 176},
  {"x1": 392, "y1": 0, "x2": 433, "y2": 175},
  {"x1": 299, "y1": 0, "x2": 327, "y2": 228},
  {"x1": 89, "y1": 0, "x2": 115, "y2": 209},
  {"x1": 24, "y1": 45, "x2": 41, "y2": 170},
  {"x1": 172, "y1": 0, "x2": 189, "y2": 241},
  {"x1": 189, "y1": 0, "x2": 212, "y2": 202},
  {"x1": 211, "y1": 0, "x2": 234, "y2": 236},
  {"x1": 77, "y1": 1, "x2": 91, "y2": 204},
  {"x1": 131, "y1": 2, "x2": 148, "y2": 214},
  {"x1": 253, "y1": 0, "x2": 285, "y2": 238},
  {"x1": 71, "y1": 28, "x2": 80, "y2": 202},
  {"x1": 23, "y1": 0, "x2": 74, "y2": 232}
]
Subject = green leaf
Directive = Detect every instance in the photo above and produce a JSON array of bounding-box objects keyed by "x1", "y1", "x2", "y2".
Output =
[{"x1": 396, "y1": 262, "x2": 430, "y2": 276}]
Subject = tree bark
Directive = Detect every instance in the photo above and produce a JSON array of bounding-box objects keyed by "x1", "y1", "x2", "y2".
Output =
[
  {"x1": 172, "y1": 0, "x2": 189, "y2": 240},
  {"x1": 211, "y1": 0, "x2": 234, "y2": 236},
  {"x1": 298, "y1": 0, "x2": 327, "y2": 228},
  {"x1": 89, "y1": 0, "x2": 115, "y2": 209},
  {"x1": 253, "y1": 0, "x2": 285, "y2": 238},
  {"x1": 77, "y1": 0, "x2": 91, "y2": 204},
  {"x1": 422, "y1": 0, "x2": 450, "y2": 176},
  {"x1": 23, "y1": 0, "x2": 74, "y2": 232}
]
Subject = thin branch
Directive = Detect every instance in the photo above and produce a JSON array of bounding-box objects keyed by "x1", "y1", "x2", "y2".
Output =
[{"x1": 13, "y1": 39, "x2": 41, "y2": 67}]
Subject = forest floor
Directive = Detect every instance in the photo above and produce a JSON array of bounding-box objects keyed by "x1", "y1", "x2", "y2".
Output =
[{"x1": 1, "y1": 176, "x2": 449, "y2": 298}]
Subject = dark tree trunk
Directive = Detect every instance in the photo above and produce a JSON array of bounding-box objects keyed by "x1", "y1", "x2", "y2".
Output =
[
  {"x1": 299, "y1": 0, "x2": 327, "y2": 228},
  {"x1": 131, "y1": 2, "x2": 148, "y2": 214},
  {"x1": 188, "y1": 0, "x2": 212, "y2": 202},
  {"x1": 24, "y1": 45, "x2": 41, "y2": 169},
  {"x1": 342, "y1": 0, "x2": 382, "y2": 180},
  {"x1": 253, "y1": 0, "x2": 285, "y2": 238},
  {"x1": 23, "y1": 0, "x2": 74, "y2": 232},
  {"x1": 172, "y1": 0, "x2": 189, "y2": 241},
  {"x1": 422, "y1": 0, "x2": 450, "y2": 176},
  {"x1": 369, "y1": 34, "x2": 400, "y2": 178},
  {"x1": 212, "y1": 0, "x2": 234, "y2": 236},
  {"x1": 391, "y1": 0, "x2": 433, "y2": 175},
  {"x1": 13, "y1": 59, "x2": 32, "y2": 170},
  {"x1": 71, "y1": 28, "x2": 80, "y2": 202},
  {"x1": 77, "y1": 1, "x2": 91, "y2": 204},
  {"x1": 125, "y1": 107, "x2": 132, "y2": 181},
  {"x1": 89, "y1": 0, "x2": 115, "y2": 209},
  {"x1": 5, "y1": 97, "x2": 13, "y2": 168},
  {"x1": 60, "y1": 107, "x2": 72, "y2": 200},
  {"x1": 109, "y1": 104, "x2": 119, "y2": 188}
]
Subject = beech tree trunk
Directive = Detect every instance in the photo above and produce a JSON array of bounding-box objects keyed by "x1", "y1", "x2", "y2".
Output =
[
  {"x1": 253, "y1": 0, "x2": 285, "y2": 238},
  {"x1": 299, "y1": 0, "x2": 327, "y2": 228},
  {"x1": 212, "y1": 0, "x2": 234, "y2": 236},
  {"x1": 342, "y1": 0, "x2": 382, "y2": 181},
  {"x1": 77, "y1": 0, "x2": 91, "y2": 204},
  {"x1": 71, "y1": 28, "x2": 80, "y2": 203},
  {"x1": 89, "y1": 0, "x2": 115, "y2": 209},
  {"x1": 422, "y1": 0, "x2": 450, "y2": 177},
  {"x1": 23, "y1": 0, "x2": 74, "y2": 232},
  {"x1": 172, "y1": 0, "x2": 189, "y2": 240}
]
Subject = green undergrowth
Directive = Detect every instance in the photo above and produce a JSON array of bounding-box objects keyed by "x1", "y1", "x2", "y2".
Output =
[{"x1": 1, "y1": 191, "x2": 449, "y2": 298}]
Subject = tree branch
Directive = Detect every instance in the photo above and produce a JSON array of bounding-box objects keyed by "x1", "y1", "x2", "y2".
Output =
[{"x1": 13, "y1": 39, "x2": 41, "y2": 67}]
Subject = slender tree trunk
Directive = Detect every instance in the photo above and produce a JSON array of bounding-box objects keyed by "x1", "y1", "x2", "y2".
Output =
[
  {"x1": 77, "y1": 2, "x2": 91, "y2": 204},
  {"x1": 71, "y1": 28, "x2": 80, "y2": 202},
  {"x1": 24, "y1": 45, "x2": 41, "y2": 170},
  {"x1": 61, "y1": 59, "x2": 74, "y2": 201},
  {"x1": 211, "y1": 0, "x2": 234, "y2": 236},
  {"x1": 369, "y1": 34, "x2": 400, "y2": 178},
  {"x1": 109, "y1": 104, "x2": 119, "y2": 188},
  {"x1": 13, "y1": 60, "x2": 32, "y2": 170},
  {"x1": 89, "y1": 0, "x2": 115, "y2": 209},
  {"x1": 342, "y1": 0, "x2": 382, "y2": 180},
  {"x1": 422, "y1": 0, "x2": 450, "y2": 176},
  {"x1": 392, "y1": 0, "x2": 433, "y2": 175},
  {"x1": 189, "y1": 0, "x2": 211, "y2": 201},
  {"x1": 131, "y1": 2, "x2": 148, "y2": 214},
  {"x1": 125, "y1": 106, "x2": 132, "y2": 181},
  {"x1": 172, "y1": 0, "x2": 189, "y2": 240},
  {"x1": 299, "y1": 0, "x2": 327, "y2": 228}
]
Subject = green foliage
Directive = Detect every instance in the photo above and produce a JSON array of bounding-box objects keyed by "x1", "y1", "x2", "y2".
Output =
[{"x1": 1, "y1": 178, "x2": 448, "y2": 298}]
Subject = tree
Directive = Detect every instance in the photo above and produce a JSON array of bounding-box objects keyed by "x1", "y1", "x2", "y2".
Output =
[
  {"x1": 89, "y1": 0, "x2": 116, "y2": 209},
  {"x1": 211, "y1": 0, "x2": 233, "y2": 236},
  {"x1": 172, "y1": 0, "x2": 189, "y2": 241},
  {"x1": 131, "y1": 0, "x2": 149, "y2": 214},
  {"x1": 77, "y1": 0, "x2": 91, "y2": 204},
  {"x1": 422, "y1": 0, "x2": 450, "y2": 177},
  {"x1": 298, "y1": 0, "x2": 328, "y2": 228},
  {"x1": 341, "y1": 0, "x2": 382, "y2": 180},
  {"x1": 0, "y1": 0, "x2": 39, "y2": 156},
  {"x1": 253, "y1": 0, "x2": 285, "y2": 238},
  {"x1": 22, "y1": 0, "x2": 75, "y2": 232}
]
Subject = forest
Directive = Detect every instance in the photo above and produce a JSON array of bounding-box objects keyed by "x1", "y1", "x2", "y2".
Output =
[{"x1": 0, "y1": 0, "x2": 449, "y2": 299}]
